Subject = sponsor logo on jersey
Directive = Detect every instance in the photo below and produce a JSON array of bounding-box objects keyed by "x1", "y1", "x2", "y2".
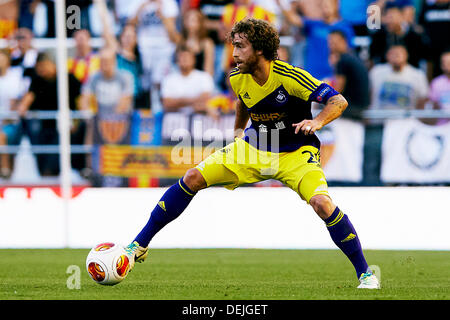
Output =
[
  {"x1": 275, "y1": 121, "x2": 286, "y2": 130},
  {"x1": 259, "y1": 124, "x2": 268, "y2": 133},
  {"x1": 250, "y1": 112, "x2": 287, "y2": 122}
]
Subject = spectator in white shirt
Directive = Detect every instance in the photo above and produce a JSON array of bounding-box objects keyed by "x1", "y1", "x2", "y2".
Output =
[
  {"x1": 161, "y1": 45, "x2": 217, "y2": 119},
  {"x1": 369, "y1": 45, "x2": 429, "y2": 111}
]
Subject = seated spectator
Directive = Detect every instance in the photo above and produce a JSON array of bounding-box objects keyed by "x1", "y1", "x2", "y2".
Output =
[
  {"x1": 328, "y1": 29, "x2": 370, "y2": 119},
  {"x1": 369, "y1": 3, "x2": 429, "y2": 69},
  {"x1": 180, "y1": 8, "x2": 215, "y2": 77},
  {"x1": 369, "y1": 45, "x2": 429, "y2": 111},
  {"x1": 429, "y1": 50, "x2": 450, "y2": 125},
  {"x1": 0, "y1": 49, "x2": 23, "y2": 179},
  {"x1": 96, "y1": 0, "x2": 145, "y2": 109},
  {"x1": 161, "y1": 45, "x2": 217, "y2": 118},
  {"x1": 16, "y1": 52, "x2": 82, "y2": 176},
  {"x1": 279, "y1": 0, "x2": 355, "y2": 80}
]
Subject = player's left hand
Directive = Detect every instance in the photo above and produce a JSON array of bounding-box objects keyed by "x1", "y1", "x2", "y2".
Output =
[{"x1": 292, "y1": 119, "x2": 323, "y2": 135}]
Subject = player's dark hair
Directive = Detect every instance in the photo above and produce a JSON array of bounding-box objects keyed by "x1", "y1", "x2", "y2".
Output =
[{"x1": 229, "y1": 18, "x2": 279, "y2": 61}]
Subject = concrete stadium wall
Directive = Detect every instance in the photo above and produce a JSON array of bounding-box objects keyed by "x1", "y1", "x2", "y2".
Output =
[{"x1": 0, "y1": 187, "x2": 448, "y2": 250}]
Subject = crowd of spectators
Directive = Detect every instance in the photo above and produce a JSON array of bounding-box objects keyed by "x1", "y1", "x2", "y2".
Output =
[{"x1": 0, "y1": 0, "x2": 449, "y2": 183}]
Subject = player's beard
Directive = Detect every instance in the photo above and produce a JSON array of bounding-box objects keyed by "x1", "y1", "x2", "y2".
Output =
[{"x1": 236, "y1": 53, "x2": 258, "y2": 74}]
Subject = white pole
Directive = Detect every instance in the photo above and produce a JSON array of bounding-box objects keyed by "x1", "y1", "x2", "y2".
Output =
[{"x1": 55, "y1": 0, "x2": 72, "y2": 248}]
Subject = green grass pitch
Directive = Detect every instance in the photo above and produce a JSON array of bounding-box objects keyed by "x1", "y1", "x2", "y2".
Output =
[{"x1": 0, "y1": 249, "x2": 449, "y2": 300}]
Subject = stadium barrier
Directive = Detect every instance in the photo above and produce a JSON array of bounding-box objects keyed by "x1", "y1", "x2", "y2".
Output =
[
  {"x1": 1, "y1": 109, "x2": 450, "y2": 186},
  {"x1": 0, "y1": 186, "x2": 448, "y2": 250}
]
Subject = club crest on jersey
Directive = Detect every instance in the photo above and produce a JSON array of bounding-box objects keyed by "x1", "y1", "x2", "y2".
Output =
[{"x1": 276, "y1": 90, "x2": 286, "y2": 103}]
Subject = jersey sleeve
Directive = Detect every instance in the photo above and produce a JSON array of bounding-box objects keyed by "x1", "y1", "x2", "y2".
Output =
[
  {"x1": 308, "y1": 82, "x2": 340, "y2": 104},
  {"x1": 273, "y1": 60, "x2": 324, "y2": 101}
]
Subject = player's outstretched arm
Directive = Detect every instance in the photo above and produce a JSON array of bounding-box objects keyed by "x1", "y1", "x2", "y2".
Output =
[{"x1": 293, "y1": 94, "x2": 348, "y2": 135}]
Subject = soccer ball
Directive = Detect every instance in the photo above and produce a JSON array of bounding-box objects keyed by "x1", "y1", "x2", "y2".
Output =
[{"x1": 86, "y1": 242, "x2": 131, "y2": 285}]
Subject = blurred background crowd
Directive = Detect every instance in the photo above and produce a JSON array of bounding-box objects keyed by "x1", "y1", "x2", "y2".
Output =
[{"x1": 0, "y1": 0, "x2": 449, "y2": 187}]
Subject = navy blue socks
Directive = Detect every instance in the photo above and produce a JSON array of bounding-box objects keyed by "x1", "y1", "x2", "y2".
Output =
[
  {"x1": 134, "y1": 178, "x2": 196, "y2": 247},
  {"x1": 324, "y1": 207, "x2": 369, "y2": 278}
]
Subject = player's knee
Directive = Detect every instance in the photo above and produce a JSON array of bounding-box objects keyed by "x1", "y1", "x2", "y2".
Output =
[
  {"x1": 309, "y1": 194, "x2": 335, "y2": 220},
  {"x1": 183, "y1": 168, "x2": 207, "y2": 192}
]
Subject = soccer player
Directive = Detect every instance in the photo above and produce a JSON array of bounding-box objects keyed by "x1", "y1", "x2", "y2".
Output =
[{"x1": 124, "y1": 18, "x2": 380, "y2": 289}]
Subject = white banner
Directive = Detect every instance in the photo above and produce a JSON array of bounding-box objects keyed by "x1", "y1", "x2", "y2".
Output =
[
  {"x1": 381, "y1": 119, "x2": 450, "y2": 183},
  {"x1": 317, "y1": 119, "x2": 365, "y2": 183},
  {"x1": 0, "y1": 187, "x2": 449, "y2": 250}
]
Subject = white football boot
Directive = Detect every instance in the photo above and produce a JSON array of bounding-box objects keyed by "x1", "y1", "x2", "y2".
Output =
[
  {"x1": 357, "y1": 272, "x2": 380, "y2": 289},
  {"x1": 124, "y1": 241, "x2": 149, "y2": 271}
]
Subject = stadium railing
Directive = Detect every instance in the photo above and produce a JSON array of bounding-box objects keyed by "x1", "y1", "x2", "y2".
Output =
[{"x1": 0, "y1": 109, "x2": 449, "y2": 186}]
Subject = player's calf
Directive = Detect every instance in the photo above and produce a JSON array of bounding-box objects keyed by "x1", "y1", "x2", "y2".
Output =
[{"x1": 309, "y1": 194, "x2": 336, "y2": 220}]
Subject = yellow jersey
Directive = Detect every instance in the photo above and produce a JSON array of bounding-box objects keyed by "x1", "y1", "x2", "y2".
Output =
[{"x1": 229, "y1": 60, "x2": 339, "y2": 152}]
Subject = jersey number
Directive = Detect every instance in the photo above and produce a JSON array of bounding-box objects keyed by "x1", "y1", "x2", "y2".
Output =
[{"x1": 302, "y1": 150, "x2": 321, "y2": 166}]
